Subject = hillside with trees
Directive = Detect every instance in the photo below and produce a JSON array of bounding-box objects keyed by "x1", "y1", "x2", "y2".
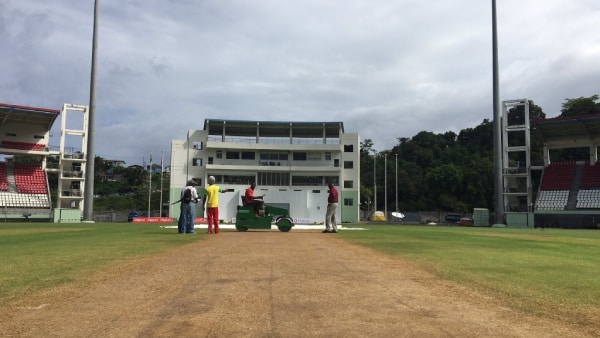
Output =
[{"x1": 360, "y1": 95, "x2": 600, "y2": 214}]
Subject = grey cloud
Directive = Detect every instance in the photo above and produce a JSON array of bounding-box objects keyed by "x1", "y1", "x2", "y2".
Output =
[{"x1": 1, "y1": 0, "x2": 599, "y2": 165}]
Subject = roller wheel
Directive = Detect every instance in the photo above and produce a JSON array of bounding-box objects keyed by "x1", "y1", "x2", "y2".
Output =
[
  {"x1": 277, "y1": 218, "x2": 293, "y2": 232},
  {"x1": 235, "y1": 225, "x2": 248, "y2": 232}
]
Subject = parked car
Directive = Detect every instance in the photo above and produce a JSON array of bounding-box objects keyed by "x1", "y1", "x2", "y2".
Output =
[
  {"x1": 127, "y1": 211, "x2": 147, "y2": 222},
  {"x1": 127, "y1": 212, "x2": 139, "y2": 222},
  {"x1": 445, "y1": 213, "x2": 462, "y2": 223}
]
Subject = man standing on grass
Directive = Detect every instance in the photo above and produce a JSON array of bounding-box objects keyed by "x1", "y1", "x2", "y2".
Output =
[
  {"x1": 203, "y1": 176, "x2": 233, "y2": 234},
  {"x1": 323, "y1": 183, "x2": 338, "y2": 233},
  {"x1": 181, "y1": 180, "x2": 199, "y2": 234}
]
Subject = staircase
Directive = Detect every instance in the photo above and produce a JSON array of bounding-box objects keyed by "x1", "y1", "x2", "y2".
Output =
[{"x1": 566, "y1": 162, "x2": 584, "y2": 210}]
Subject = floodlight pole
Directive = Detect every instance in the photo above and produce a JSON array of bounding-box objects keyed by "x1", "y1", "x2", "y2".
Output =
[
  {"x1": 83, "y1": 0, "x2": 99, "y2": 222},
  {"x1": 395, "y1": 153, "x2": 398, "y2": 212},
  {"x1": 148, "y1": 152, "x2": 152, "y2": 218},
  {"x1": 384, "y1": 153, "x2": 387, "y2": 219},
  {"x1": 160, "y1": 150, "x2": 164, "y2": 217},
  {"x1": 492, "y1": 0, "x2": 504, "y2": 224},
  {"x1": 373, "y1": 151, "x2": 377, "y2": 213}
]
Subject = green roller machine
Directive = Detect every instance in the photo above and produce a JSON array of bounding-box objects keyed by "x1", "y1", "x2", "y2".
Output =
[{"x1": 235, "y1": 197, "x2": 295, "y2": 232}]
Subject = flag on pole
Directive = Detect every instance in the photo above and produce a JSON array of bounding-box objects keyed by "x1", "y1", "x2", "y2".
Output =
[{"x1": 160, "y1": 150, "x2": 164, "y2": 173}]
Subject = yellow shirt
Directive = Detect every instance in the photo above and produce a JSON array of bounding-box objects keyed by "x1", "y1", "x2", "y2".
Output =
[{"x1": 204, "y1": 184, "x2": 222, "y2": 208}]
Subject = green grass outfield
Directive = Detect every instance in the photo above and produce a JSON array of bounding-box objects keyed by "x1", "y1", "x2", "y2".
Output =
[
  {"x1": 1, "y1": 223, "x2": 599, "y2": 327},
  {"x1": 342, "y1": 224, "x2": 600, "y2": 326},
  {"x1": 0, "y1": 222, "x2": 203, "y2": 305}
]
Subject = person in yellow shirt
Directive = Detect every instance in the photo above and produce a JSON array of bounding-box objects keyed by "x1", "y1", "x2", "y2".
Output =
[{"x1": 202, "y1": 176, "x2": 233, "y2": 234}]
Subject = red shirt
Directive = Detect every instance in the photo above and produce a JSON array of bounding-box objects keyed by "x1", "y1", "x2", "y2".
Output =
[
  {"x1": 244, "y1": 187, "x2": 255, "y2": 205},
  {"x1": 328, "y1": 186, "x2": 339, "y2": 203}
]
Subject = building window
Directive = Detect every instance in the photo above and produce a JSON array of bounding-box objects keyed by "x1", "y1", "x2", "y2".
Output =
[
  {"x1": 324, "y1": 176, "x2": 339, "y2": 185},
  {"x1": 223, "y1": 175, "x2": 255, "y2": 185},
  {"x1": 325, "y1": 152, "x2": 332, "y2": 161},
  {"x1": 193, "y1": 158, "x2": 202, "y2": 166},
  {"x1": 292, "y1": 175, "x2": 323, "y2": 186},
  {"x1": 334, "y1": 159, "x2": 339, "y2": 167},
  {"x1": 216, "y1": 150, "x2": 222, "y2": 159},
  {"x1": 260, "y1": 153, "x2": 287, "y2": 166},
  {"x1": 293, "y1": 152, "x2": 307, "y2": 161},
  {"x1": 290, "y1": 176, "x2": 338, "y2": 186},
  {"x1": 258, "y1": 172, "x2": 290, "y2": 186},
  {"x1": 344, "y1": 144, "x2": 354, "y2": 152},
  {"x1": 344, "y1": 198, "x2": 353, "y2": 206},
  {"x1": 344, "y1": 161, "x2": 353, "y2": 169},
  {"x1": 193, "y1": 142, "x2": 203, "y2": 150},
  {"x1": 208, "y1": 174, "x2": 255, "y2": 184},
  {"x1": 226, "y1": 151, "x2": 240, "y2": 159},
  {"x1": 207, "y1": 157, "x2": 213, "y2": 164},
  {"x1": 344, "y1": 180, "x2": 353, "y2": 188},
  {"x1": 241, "y1": 151, "x2": 255, "y2": 160},
  {"x1": 260, "y1": 153, "x2": 288, "y2": 161},
  {"x1": 194, "y1": 178, "x2": 202, "y2": 186}
]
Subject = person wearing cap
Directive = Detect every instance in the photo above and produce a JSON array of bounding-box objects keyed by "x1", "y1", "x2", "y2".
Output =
[
  {"x1": 323, "y1": 183, "x2": 339, "y2": 233},
  {"x1": 180, "y1": 180, "x2": 199, "y2": 234},
  {"x1": 202, "y1": 176, "x2": 233, "y2": 234}
]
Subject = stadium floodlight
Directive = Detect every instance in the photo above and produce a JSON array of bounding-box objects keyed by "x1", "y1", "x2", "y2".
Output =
[
  {"x1": 83, "y1": 0, "x2": 99, "y2": 222},
  {"x1": 384, "y1": 153, "x2": 387, "y2": 219},
  {"x1": 492, "y1": 0, "x2": 504, "y2": 224},
  {"x1": 373, "y1": 150, "x2": 377, "y2": 213},
  {"x1": 395, "y1": 153, "x2": 398, "y2": 213}
]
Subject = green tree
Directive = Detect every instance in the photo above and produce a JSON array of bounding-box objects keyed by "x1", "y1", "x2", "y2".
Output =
[
  {"x1": 507, "y1": 100, "x2": 546, "y2": 125},
  {"x1": 360, "y1": 138, "x2": 375, "y2": 156},
  {"x1": 124, "y1": 166, "x2": 147, "y2": 187},
  {"x1": 560, "y1": 94, "x2": 600, "y2": 117},
  {"x1": 425, "y1": 164, "x2": 464, "y2": 210}
]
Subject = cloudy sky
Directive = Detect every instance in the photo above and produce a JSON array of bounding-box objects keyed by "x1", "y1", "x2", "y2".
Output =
[{"x1": 1, "y1": 0, "x2": 598, "y2": 166}]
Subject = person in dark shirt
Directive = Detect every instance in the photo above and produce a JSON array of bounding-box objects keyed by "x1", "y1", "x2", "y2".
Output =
[{"x1": 323, "y1": 183, "x2": 338, "y2": 233}]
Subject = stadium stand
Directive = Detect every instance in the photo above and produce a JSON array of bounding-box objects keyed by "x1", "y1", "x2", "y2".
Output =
[
  {"x1": 535, "y1": 162, "x2": 576, "y2": 211},
  {"x1": 0, "y1": 161, "x2": 51, "y2": 217},
  {"x1": 1, "y1": 141, "x2": 47, "y2": 151},
  {"x1": 540, "y1": 161, "x2": 577, "y2": 191},
  {"x1": 0, "y1": 192, "x2": 50, "y2": 208},
  {"x1": 576, "y1": 189, "x2": 600, "y2": 209},
  {"x1": 0, "y1": 102, "x2": 58, "y2": 221},
  {"x1": 14, "y1": 163, "x2": 48, "y2": 194},
  {"x1": 0, "y1": 162, "x2": 8, "y2": 191},
  {"x1": 536, "y1": 190, "x2": 569, "y2": 210},
  {"x1": 576, "y1": 162, "x2": 600, "y2": 209},
  {"x1": 536, "y1": 161, "x2": 600, "y2": 211},
  {"x1": 580, "y1": 162, "x2": 600, "y2": 189}
]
